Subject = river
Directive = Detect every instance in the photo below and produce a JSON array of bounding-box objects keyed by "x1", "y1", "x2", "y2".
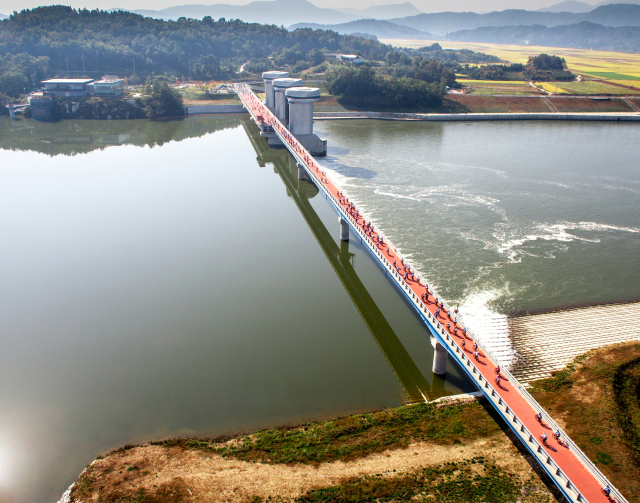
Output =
[
  {"x1": 0, "y1": 116, "x2": 472, "y2": 503},
  {"x1": 315, "y1": 119, "x2": 640, "y2": 351}
]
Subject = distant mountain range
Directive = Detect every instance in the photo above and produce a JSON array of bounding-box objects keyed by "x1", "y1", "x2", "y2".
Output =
[
  {"x1": 113, "y1": 0, "x2": 358, "y2": 25},
  {"x1": 387, "y1": 4, "x2": 640, "y2": 35},
  {"x1": 0, "y1": 13, "x2": 8, "y2": 20},
  {"x1": 293, "y1": 4, "x2": 640, "y2": 40},
  {"x1": 447, "y1": 21, "x2": 640, "y2": 52},
  {"x1": 291, "y1": 19, "x2": 431, "y2": 39},
  {"x1": 109, "y1": 1, "x2": 640, "y2": 37}
]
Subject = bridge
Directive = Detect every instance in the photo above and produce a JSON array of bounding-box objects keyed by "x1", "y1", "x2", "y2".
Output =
[{"x1": 235, "y1": 83, "x2": 627, "y2": 503}]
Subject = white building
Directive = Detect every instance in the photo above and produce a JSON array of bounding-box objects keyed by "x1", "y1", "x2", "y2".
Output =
[{"x1": 336, "y1": 54, "x2": 365, "y2": 64}]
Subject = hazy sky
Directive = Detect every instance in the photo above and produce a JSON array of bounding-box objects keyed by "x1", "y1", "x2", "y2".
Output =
[{"x1": 0, "y1": 0, "x2": 600, "y2": 14}]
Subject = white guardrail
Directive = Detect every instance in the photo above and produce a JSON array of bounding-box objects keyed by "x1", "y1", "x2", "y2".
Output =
[{"x1": 235, "y1": 85, "x2": 627, "y2": 503}]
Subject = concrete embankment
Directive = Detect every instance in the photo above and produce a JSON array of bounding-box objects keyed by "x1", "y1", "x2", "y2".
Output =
[
  {"x1": 185, "y1": 104, "x2": 246, "y2": 115},
  {"x1": 313, "y1": 111, "x2": 640, "y2": 122}
]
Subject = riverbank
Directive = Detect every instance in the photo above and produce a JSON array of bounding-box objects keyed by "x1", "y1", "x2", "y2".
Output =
[
  {"x1": 60, "y1": 342, "x2": 640, "y2": 503},
  {"x1": 61, "y1": 396, "x2": 559, "y2": 503},
  {"x1": 313, "y1": 94, "x2": 640, "y2": 115},
  {"x1": 313, "y1": 111, "x2": 640, "y2": 122}
]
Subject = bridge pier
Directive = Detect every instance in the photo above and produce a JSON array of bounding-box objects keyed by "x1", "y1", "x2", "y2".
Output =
[
  {"x1": 339, "y1": 217, "x2": 349, "y2": 241},
  {"x1": 431, "y1": 337, "x2": 448, "y2": 375},
  {"x1": 297, "y1": 163, "x2": 306, "y2": 180}
]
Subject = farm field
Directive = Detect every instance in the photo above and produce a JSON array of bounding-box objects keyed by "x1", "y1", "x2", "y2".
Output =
[
  {"x1": 457, "y1": 79, "x2": 541, "y2": 95},
  {"x1": 536, "y1": 82, "x2": 570, "y2": 94},
  {"x1": 383, "y1": 39, "x2": 640, "y2": 88},
  {"x1": 556, "y1": 81, "x2": 640, "y2": 95},
  {"x1": 467, "y1": 87, "x2": 539, "y2": 95}
]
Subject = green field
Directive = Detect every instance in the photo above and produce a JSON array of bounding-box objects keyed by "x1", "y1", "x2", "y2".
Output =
[
  {"x1": 584, "y1": 72, "x2": 640, "y2": 81},
  {"x1": 467, "y1": 88, "x2": 538, "y2": 95},
  {"x1": 557, "y1": 81, "x2": 640, "y2": 95}
]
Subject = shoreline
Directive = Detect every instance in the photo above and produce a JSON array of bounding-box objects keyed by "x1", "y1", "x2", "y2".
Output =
[{"x1": 313, "y1": 111, "x2": 640, "y2": 121}]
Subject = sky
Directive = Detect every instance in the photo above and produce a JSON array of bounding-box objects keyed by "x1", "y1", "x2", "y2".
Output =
[{"x1": 0, "y1": 0, "x2": 600, "y2": 15}]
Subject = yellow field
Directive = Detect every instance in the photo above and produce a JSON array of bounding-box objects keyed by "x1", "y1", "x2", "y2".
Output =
[
  {"x1": 382, "y1": 39, "x2": 640, "y2": 86},
  {"x1": 458, "y1": 79, "x2": 529, "y2": 85},
  {"x1": 536, "y1": 82, "x2": 570, "y2": 94}
]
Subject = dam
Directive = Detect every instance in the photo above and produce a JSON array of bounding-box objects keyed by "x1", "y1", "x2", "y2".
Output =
[{"x1": 236, "y1": 80, "x2": 628, "y2": 503}]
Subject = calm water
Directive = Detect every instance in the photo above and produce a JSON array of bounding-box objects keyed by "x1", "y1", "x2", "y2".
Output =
[
  {"x1": 315, "y1": 119, "x2": 640, "y2": 334},
  {"x1": 0, "y1": 117, "x2": 472, "y2": 503}
]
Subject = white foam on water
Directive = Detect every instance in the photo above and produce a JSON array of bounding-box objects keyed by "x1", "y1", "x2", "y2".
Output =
[
  {"x1": 458, "y1": 289, "x2": 517, "y2": 369},
  {"x1": 491, "y1": 221, "x2": 640, "y2": 263}
]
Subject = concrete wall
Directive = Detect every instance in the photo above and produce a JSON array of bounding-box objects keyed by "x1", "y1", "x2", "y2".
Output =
[
  {"x1": 274, "y1": 89, "x2": 288, "y2": 123},
  {"x1": 289, "y1": 101, "x2": 314, "y2": 135},
  {"x1": 313, "y1": 111, "x2": 640, "y2": 122},
  {"x1": 186, "y1": 105, "x2": 246, "y2": 115}
]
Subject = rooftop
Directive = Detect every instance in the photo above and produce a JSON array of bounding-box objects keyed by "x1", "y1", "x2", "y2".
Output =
[{"x1": 42, "y1": 79, "x2": 94, "y2": 84}]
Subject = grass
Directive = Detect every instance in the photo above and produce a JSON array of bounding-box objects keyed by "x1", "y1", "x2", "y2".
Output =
[
  {"x1": 467, "y1": 88, "x2": 539, "y2": 95},
  {"x1": 585, "y1": 72, "x2": 640, "y2": 81},
  {"x1": 161, "y1": 402, "x2": 501, "y2": 465},
  {"x1": 554, "y1": 81, "x2": 640, "y2": 95},
  {"x1": 296, "y1": 457, "x2": 550, "y2": 503},
  {"x1": 529, "y1": 342, "x2": 640, "y2": 501}
]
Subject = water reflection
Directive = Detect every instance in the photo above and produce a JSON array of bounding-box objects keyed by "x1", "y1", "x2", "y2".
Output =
[
  {"x1": 0, "y1": 116, "x2": 471, "y2": 503},
  {"x1": 244, "y1": 120, "x2": 470, "y2": 402},
  {"x1": 1, "y1": 116, "x2": 243, "y2": 156}
]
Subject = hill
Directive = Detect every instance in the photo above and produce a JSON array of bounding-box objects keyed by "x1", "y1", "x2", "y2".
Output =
[
  {"x1": 538, "y1": 0, "x2": 595, "y2": 13},
  {"x1": 290, "y1": 19, "x2": 431, "y2": 39},
  {"x1": 446, "y1": 21, "x2": 640, "y2": 52},
  {"x1": 114, "y1": 0, "x2": 357, "y2": 25},
  {"x1": 389, "y1": 4, "x2": 640, "y2": 35},
  {"x1": 337, "y1": 2, "x2": 422, "y2": 19}
]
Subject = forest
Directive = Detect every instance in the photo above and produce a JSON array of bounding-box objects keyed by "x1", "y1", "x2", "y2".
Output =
[
  {"x1": 0, "y1": 6, "x2": 391, "y2": 99},
  {"x1": 325, "y1": 65, "x2": 449, "y2": 110}
]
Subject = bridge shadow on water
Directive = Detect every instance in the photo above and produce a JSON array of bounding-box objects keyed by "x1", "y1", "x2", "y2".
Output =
[{"x1": 242, "y1": 119, "x2": 473, "y2": 403}]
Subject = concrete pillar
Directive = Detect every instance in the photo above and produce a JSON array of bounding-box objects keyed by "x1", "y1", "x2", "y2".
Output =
[
  {"x1": 262, "y1": 71, "x2": 289, "y2": 111},
  {"x1": 272, "y1": 78, "x2": 302, "y2": 125},
  {"x1": 285, "y1": 87, "x2": 321, "y2": 136},
  {"x1": 297, "y1": 163, "x2": 306, "y2": 180},
  {"x1": 431, "y1": 337, "x2": 448, "y2": 375},
  {"x1": 339, "y1": 217, "x2": 349, "y2": 241}
]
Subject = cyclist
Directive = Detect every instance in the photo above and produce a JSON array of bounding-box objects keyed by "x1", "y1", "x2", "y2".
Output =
[
  {"x1": 540, "y1": 432, "x2": 547, "y2": 444},
  {"x1": 535, "y1": 412, "x2": 543, "y2": 422},
  {"x1": 553, "y1": 430, "x2": 561, "y2": 441},
  {"x1": 602, "y1": 485, "x2": 611, "y2": 497},
  {"x1": 494, "y1": 365, "x2": 500, "y2": 375}
]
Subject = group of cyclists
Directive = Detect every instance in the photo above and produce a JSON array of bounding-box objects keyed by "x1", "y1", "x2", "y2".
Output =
[{"x1": 239, "y1": 83, "x2": 618, "y2": 502}]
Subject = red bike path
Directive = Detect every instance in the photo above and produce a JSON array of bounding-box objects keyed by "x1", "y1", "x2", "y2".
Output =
[{"x1": 237, "y1": 86, "x2": 613, "y2": 503}]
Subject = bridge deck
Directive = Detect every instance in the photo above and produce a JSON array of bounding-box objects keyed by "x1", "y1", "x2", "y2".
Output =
[{"x1": 235, "y1": 84, "x2": 625, "y2": 503}]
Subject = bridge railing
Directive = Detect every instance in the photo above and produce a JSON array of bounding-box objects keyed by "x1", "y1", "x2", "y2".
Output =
[{"x1": 236, "y1": 84, "x2": 627, "y2": 503}]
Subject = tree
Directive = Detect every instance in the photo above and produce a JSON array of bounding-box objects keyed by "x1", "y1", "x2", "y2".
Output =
[
  {"x1": 527, "y1": 54, "x2": 566, "y2": 71},
  {"x1": 142, "y1": 78, "x2": 184, "y2": 119}
]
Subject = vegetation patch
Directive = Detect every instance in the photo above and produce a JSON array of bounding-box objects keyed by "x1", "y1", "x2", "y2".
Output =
[
  {"x1": 584, "y1": 72, "x2": 640, "y2": 81},
  {"x1": 161, "y1": 402, "x2": 500, "y2": 464},
  {"x1": 529, "y1": 342, "x2": 640, "y2": 501},
  {"x1": 554, "y1": 81, "x2": 640, "y2": 95},
  {"x1": 297, "y1": 458, "x2": 549, "y2": 503}
]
